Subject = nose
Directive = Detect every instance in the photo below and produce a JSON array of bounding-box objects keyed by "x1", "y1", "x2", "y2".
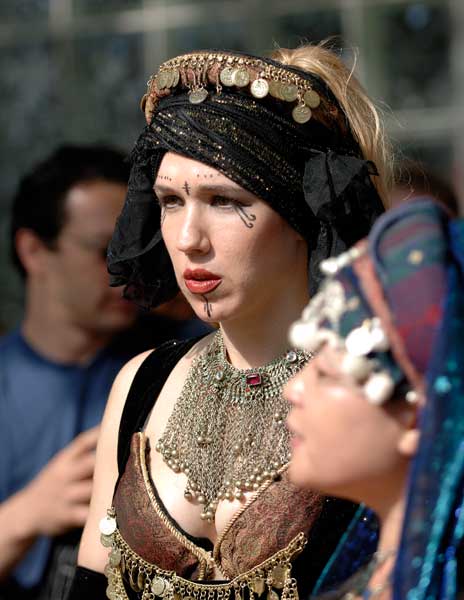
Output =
[
  {"x1": 176, "y1": 204, "x2": 210, "y2": 255},
  {"x1": 283, "y1": 373, "x2": 306, "y2": 407}
]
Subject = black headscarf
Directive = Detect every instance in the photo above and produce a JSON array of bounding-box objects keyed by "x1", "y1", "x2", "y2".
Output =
[{"x1": 107, "y1": 53, "x2": 384, "y2": 307}]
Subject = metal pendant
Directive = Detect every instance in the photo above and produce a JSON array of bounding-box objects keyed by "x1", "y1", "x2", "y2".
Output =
[
  {"x1": 170, "y1": 68, "x2": 180, "y2": 87},
  {"x1": 271, "y1": 565, "x2": 288, "y2": 589},
  {"x1": 157, "y1": 71, "x2": 171, "y2": 89},
  {"x1": 137, "y1": 570, "x2": 146, "y2": 592},
  {"x1": 109, "y1": 547, "x2": 122, "y2": 568},
  {"x1": 99, "y1": 515, "x2": 117, "y2": 536},
  {"x1": 250, "y1": 78, "x2": 269, "y2": 98},
  {"x1": 232, "y1": 68, "x2": 250, "y2": 87},
  {"x1": 151, "y1": 576, "x2": 167, "y2": 596},
  {"x1": 100, "y1": 533, "x2": 114, "y2": 547},
  {"x1": 303, "y1": 89, "x2": 320, "y2": 108},
  {"x1": 292, "y1": 104, "x2": 312, "y2": 124},
  {"x1": 220, "y1": 67, "x2": 235, "y2": 86},
  {"x1": 268, "y1": 80, "x2": 283, "y2": 99},
  {"x1": 189, "y1": 88, "x2": 208, "y2": 104},
  {"x1": 250, "y1": 577, "x2": 266, "y2": 596},
  {"x1": 280, "y1": 83, "x2": 298, "y2": 102},
  {"x1": 129, "y1": 566, "x2": 143, "y2": 592}
]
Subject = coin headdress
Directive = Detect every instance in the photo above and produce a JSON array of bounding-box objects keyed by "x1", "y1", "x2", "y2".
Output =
[
  {"x1": 108, "y1": 50, "x2": 384, "y2": 307},
  {"x1": 290, "y1": 199, "x2": 464, "y2": 599}
]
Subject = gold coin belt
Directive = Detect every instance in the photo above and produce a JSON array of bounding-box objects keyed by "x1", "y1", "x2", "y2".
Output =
[
  {"x1": 140, "y1": 51, "x2": 323, "y2": 125},
  {"x1": 100, "y1": 509, "x2": 306, "y2": 600}
]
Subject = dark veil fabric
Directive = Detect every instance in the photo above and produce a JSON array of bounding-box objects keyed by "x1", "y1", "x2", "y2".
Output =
[{"x1": 108, "y1": 71, "x2": 384, "y2": 308}]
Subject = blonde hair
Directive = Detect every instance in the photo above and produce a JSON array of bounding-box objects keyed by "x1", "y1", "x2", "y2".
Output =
[{"x1": 271, "y1": 42, "x2": 393, "y2": 207}]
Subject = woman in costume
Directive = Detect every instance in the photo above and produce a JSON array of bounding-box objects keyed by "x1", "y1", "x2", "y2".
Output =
[
  {"x1": 286, "y1": 198, "x2": 464, "y2": 598},
  {"x1": 68, "y1": 44, "x2": 389, "y2": 599}
]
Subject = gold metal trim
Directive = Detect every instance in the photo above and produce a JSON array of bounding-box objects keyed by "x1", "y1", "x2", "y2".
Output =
[{"x1": 143, "y1": 51, "x2": 322, "y2": 125}]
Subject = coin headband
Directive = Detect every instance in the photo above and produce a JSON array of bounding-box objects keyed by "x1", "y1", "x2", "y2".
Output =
[
  {"x1": 108, "y1": 50, "x2": 385, "y2": 308},
  {"x1": 140, "y1": 51, "x2": 330, "y2": 126}
]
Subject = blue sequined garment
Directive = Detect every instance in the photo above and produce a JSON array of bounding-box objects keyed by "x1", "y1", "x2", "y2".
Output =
[{"x1": 392, "y1": 217, "x2": 464, "y2": 599}]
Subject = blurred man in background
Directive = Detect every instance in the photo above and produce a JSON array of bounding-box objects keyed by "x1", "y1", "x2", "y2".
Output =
[{"x1": 0, "y1": 145, "x2": 139, "y2": 599}]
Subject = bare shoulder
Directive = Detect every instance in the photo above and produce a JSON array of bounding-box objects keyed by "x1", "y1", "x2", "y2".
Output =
[
  {"x1": 77, "y1": 350, "x2": 158, "y2": 571},
  {"x1": 107, "y1": 334, "x2": 214, "y2": 422},
  {"x1": 107, "y1": 350, "x2": 154, "y2": 407}
]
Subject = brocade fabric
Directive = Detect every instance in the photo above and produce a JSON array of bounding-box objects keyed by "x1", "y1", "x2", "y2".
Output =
[{"x1": 113, "y1": 433, "x2": 323, "y2": 581}]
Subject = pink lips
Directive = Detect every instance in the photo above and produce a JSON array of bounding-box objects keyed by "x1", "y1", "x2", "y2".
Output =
[{"x1": 183, "y1": 268, "x2": 222, "y2": 295}]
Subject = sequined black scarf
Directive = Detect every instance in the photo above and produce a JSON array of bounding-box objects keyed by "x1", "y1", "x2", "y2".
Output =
[{"x1": 108, "y1": 87, "x2": 384, "y2": 307}]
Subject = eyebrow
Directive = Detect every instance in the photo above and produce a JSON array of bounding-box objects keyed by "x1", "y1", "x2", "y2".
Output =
[{"x1": 154, "y1": 183, "x2": 248, "y2": 196}]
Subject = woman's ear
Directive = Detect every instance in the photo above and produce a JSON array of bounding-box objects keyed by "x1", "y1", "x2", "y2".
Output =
[
  {"x1": 398, "y1": 428, "x2": 420, "y2": 458},
  {"x1": 396, "y1": 403, "x2": 420, "y2": 458}
]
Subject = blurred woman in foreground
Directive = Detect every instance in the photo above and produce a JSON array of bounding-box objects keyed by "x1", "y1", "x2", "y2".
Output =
[{"x1": 286, "y1": 199, "x2": 464, "y2": 598}]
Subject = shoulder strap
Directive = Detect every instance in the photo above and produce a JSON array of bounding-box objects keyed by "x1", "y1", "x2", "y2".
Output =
[{"x1": 117, "y1": 337, "x2": 201, "y2": 476}]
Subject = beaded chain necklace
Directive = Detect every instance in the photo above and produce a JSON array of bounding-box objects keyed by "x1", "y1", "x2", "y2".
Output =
[
  {"x1": 341, "y1": 550, "x2": 396, "y2": 600},
  {"x1": 156, "y1": 330, "x2": 311, "y2": 521}
]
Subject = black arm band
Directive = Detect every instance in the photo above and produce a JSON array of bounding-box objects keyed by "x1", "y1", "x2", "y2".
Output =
[{"x1": 66, "y1": 566, "x2": 107, "y2": 599}]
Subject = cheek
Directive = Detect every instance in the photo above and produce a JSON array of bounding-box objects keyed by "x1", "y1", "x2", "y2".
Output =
[
  {"x1": 290, "y1": 391, "x2": 400, "y2": 490},
  {"x1": 66, "y1": 259, "x2": 110, "y2": 299},
  {"x1": 161, "y1": 221, "x2": 174, "y2": 253},
  {"x1": 228, "y1": 219, "x2": 301, "y2": 282}
]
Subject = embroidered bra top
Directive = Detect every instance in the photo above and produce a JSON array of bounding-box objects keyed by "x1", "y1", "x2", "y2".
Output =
[{"x1": 102, "y1": 339, "x2": 359, "y2": 600}]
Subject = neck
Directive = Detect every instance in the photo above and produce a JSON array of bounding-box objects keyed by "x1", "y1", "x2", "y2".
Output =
[
  {"x1": 219, "y1": 282, "x2": 310, "y2": 369},
  {"x1": 362, "y1": 501, "x2": 404, "y2": 598},
  {"x1": 375, "y1": 492, "x2": 405, "y2": 557},
  {"x1": 363, "y1": 477, "x2": 408, "y2": 594},
  {"x1": 21, "y1": 289, "x2": 111, "y2": 365}
]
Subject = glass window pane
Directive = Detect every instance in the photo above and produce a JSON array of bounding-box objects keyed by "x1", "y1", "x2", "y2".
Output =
[
  {"x1": 273, "y1": 9, "x2": 343, "y2": 49},
  {"x1": 399, "y1": 140, "x2": 453, "y2": 182},
  {"x1": 68, "y1": 33, "x2": 145, "y2": 148},
  {"x1": 0, "y1": 39, "x2": 63, "y2": 329},
  {"x1": 0, "y1": 0, "x2": 48, "y2": 23},
  {"x1": 0, "y1": 41, "x2": 65, "y2": 205},
  {"x1": 375, "y1": 2, "x2": 451, "y2": 109},
  {"x1": 165, "y1": 23, "x2": 246, "y2": 58},
  {"x1": 74, "y1": 0, "x2": 141, "y2": 15}
]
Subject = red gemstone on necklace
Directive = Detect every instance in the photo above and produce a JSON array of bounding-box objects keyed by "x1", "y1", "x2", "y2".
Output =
[{"x1": 246, "y1": 373, "x2": 262, "y2": 386}]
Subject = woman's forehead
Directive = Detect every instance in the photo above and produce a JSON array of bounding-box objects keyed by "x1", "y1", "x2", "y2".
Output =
[
  {"x1": 157, "y1": 152, "x2": 223, "y2": 178},
  {"x1": 155, "y1": 152, "x2": 261, "y2": 199}
]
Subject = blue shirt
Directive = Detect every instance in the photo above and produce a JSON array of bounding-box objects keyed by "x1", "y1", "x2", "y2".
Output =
[{"x1": 0, "y1": 329, "x2": 131, "y2": 589}]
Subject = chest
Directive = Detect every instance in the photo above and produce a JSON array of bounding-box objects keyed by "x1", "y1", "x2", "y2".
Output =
[
  {"x1": 148, "y1": 440, "x2": 256, "y2": 543},
  {"x1": 113, "y1": 431, "x2": 323, "y2": 583},
  {"x1": 143, "y1": 356, "x2": 292, "y2": 544}
]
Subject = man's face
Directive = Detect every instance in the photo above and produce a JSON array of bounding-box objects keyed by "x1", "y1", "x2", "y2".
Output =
[{"x1": 43, "y1": 180, "x2": 137, "y2": 336}]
